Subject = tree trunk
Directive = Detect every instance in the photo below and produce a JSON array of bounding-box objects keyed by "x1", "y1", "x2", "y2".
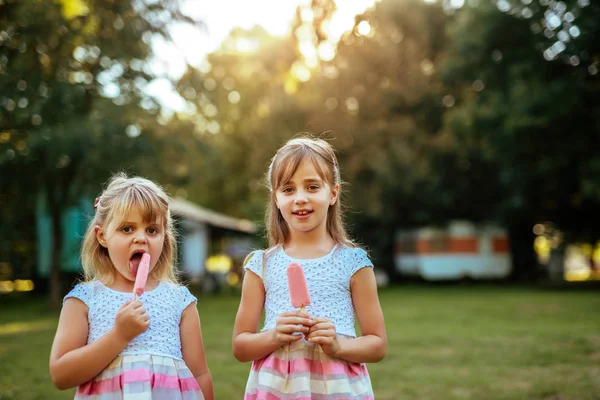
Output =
[
  {"x1": 49, "y1": 204, "x2": 63, "y2": 311},
  {"x1": 46, "y1": 156, "x2": 81, "y2": 311},
  {"x1": 507, "y1": 219, "x2": 538, "y2": 282}
]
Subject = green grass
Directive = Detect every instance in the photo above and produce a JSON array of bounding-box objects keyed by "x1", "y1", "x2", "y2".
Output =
[{"x1": 1, "y1": 285, "x2": 599, "y2": 399}]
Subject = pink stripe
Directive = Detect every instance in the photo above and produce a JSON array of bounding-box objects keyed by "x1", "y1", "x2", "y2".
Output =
[
  {"x1": 252, "y1": 356, "x2": 366, "y2": 378},
  {"x1": 246, "y1": 392, "x2": 372, "y2": 400},
  {"x1": 179, "y1": 377, "x2": 201, "y2": 391},
  {"x1": 245, "y1": 392, "x2": 311, "y2": 400},
  {"x1": 78, "y1": 377, "x2": 121, "y2": 395},
  {"x1": 122, "y1": 368, "x2": 151, "y2": 383},
  {"x1": 77, "y1": 371, "x2": 199, "y2": 395}
]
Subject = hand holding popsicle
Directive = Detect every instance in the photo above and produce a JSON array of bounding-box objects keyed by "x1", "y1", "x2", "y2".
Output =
[
  {"x1": 133, "y1": 253, "x2": 150, "y2": 299},
  {"x1": 286, "y1": 263, "x2": 339, "y2": 355},
  {"x1": 267, "y1": 263, "x2": 313, "y2": 345},
  {"x1": 114, "y1": 297, "x2": 150, "y2": 342}
]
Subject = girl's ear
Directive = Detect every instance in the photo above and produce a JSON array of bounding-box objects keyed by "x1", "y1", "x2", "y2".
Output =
[
  {"x1": 95, "y1": 225, "x2": 108, "y2": 248},
  {"x1": 330, "y1": 183, "x2": 340, "y2": 206}
]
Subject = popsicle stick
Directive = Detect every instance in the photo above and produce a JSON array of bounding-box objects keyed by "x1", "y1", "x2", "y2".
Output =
[{"x1": 300, "y1": 306, "x2": 305, "y2": 313}]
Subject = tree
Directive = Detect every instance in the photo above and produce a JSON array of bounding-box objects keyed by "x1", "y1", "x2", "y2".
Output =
[
  {"x1": 0, "y1": 0, "x2": 199, "y2": 308},
  {"x1": 171, "y1": 0, "x2": 456, "y2": 275},
  {"x1": 172, "y1": 24, "x2": 313, "y2": 222},
  {"x1": 440, "y1": 0, "x2": 600, "y2": 279}
]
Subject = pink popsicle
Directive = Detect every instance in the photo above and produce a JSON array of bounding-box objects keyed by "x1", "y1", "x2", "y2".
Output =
[
  {"x1": 133, "y1": 253, "x2": 150, "y2": 298},
  {"x1": 287, "y1": 263, "x2": 311, "y2": 312}
]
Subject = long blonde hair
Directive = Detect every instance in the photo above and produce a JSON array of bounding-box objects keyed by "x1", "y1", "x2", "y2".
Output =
[
  {"x1": 265, "y1": 135, "x2": 355, "y2": 249},
  {"x1": 80, "y1": 172, "x2": 178, "y2": 285}
]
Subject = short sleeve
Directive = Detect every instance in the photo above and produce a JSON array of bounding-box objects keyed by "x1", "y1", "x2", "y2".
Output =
[
  {"x1": 350, "y1": 248, "x2": 374, "y2": 276},
  {"x1": 243, "y1": 250, "x2": 264, "y2": 279},
  {"x1": 178, "y1": 285, "x2": 197, "y2": 313},
  {"x1": 63, "y1": 282, "x2": 91, "y2": 307}
]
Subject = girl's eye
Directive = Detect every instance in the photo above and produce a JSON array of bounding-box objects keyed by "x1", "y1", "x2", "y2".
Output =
[
  {"x1": 308, "y1": 185, "x2": 320, "y2": 191},
  {"x1": 122, "y1": 226, "x2": 133, "y2": 233},
  {"x1": 148, "y1": 228, "x2": 159, "y2": 234},
  {"x1": 282, "y1": 187, "x2": 294, "y2": 193}
]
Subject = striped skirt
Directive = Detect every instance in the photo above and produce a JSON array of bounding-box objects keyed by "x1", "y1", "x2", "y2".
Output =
[
  {"x1": 244, "y1": 335, "x2": 374, "y2": 399},
  {"x1": 75, "y1": 354, "x2": 203, "y2": 399}
]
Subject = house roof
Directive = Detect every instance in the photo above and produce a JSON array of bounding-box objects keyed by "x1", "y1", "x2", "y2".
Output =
[{"x1": 170, "y1": 197, "x2": 258, "y2": 234}]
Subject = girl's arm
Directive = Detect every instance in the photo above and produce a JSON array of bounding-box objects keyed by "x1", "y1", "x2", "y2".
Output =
[
  {"x1": 180, "y1": 302, "x2": 214, "y2": 400},
  {"x1": 232, "y1": 270, "x2": 313, "y2": 362},
  {"x1": 307, "y1": 267, "x2": 387, "y2": 363},
  {"x1": 232, "y1": 270, "x2": 278, "y2": 362},
  {"x1": 49, "y1": 298, "x2": 148, "y2": 390}
]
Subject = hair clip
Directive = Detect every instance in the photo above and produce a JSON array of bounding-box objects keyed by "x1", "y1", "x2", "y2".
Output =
[{"x1": 94, "y1": 197, "x2": 100, "y2": 210}]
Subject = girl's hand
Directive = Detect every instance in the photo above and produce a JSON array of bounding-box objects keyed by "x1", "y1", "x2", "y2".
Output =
[
  {"x1": 272, "y1": 311, "x2": 314, "y2": 346},
  {"x1": 306, "y1": 318, "x2": 340, "y2": 357},
  {"x1": 114, "y1": 299, "x2": 150, "y2": 342}
]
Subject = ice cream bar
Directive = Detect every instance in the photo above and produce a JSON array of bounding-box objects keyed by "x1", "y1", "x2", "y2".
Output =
[
  {"x1": 287, "y1": 262, "x2": 311, "y2": 312},
  {"x1": 133, "y1": 253, "x2": 150, "y2": 298}
]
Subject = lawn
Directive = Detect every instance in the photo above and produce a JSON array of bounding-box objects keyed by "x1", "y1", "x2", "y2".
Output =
[{"x1": 1, "y1": 284, "x2": 599, "y2": 400}]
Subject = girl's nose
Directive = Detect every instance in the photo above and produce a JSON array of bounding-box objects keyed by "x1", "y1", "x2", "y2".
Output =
[
  {"x1": 133, "y1": 235, "x2": 147, "y2": 244},
  {"x1": 294, "y1": 193, "x2": 308, "y2": 204}
]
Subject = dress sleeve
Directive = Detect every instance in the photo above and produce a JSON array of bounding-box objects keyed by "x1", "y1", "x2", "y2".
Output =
[
  {"x1": 350, "y1": 247, "x2": 374, "y2": 276},
  {"x1": 178, "y1": 285, "x2": 198, "y2": 314},
  {"x1": 243, "y1": 250, "x2": 264, "y2": 279},
  {"x1": 63, "y1": 283, "x2": 91, "y2": 307}
]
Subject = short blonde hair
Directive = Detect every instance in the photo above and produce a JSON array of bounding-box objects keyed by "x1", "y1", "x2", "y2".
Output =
[
  {"x1": 80, "y1": 172, "x2": 178, "y2": 285},
  {"x1": 265, "y1": 135, "x2": 355, "y2": 248}
]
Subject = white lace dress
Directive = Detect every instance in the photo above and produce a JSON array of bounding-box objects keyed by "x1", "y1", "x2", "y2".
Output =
[
  {"x1": 64, "y1": 281, "x2": 203, "y2": 400},
  {"x1": 243, "y1": 245, "x2": 375, "y2": 400}
]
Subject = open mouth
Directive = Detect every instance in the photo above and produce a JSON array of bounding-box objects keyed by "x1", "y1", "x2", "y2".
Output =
[{"x1": 129, "y1": 251, "x2": 145, "y2": 275}]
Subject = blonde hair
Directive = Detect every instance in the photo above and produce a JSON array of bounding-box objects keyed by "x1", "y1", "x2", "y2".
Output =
[
  {"x1": 265, "y1": 135, "x2": 355, "y2": 249},
  {"x1": 80, "y1": 172, "x2": 178, "y2": 285}
]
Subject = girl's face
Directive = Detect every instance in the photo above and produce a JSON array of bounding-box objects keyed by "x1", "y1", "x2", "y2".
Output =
[
  {"x1": 96, "y1": 206, "x2": 165, "y2": 289},
  {"x1": 275, "y1": 159, "x2": 339, "y2": 239}
]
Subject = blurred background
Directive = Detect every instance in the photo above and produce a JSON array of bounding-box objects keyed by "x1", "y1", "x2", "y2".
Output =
[{"x1": 1, "y1": 0, "x2": 599, "y2": 399}]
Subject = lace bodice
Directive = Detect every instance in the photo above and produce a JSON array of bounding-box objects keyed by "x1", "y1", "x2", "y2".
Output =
[
  {"x1": 244, "y1": 245, "x2": 373, "y2": 337},
  {"x1": 64, "y1": 281, "x2": 196, "y2": 361}
]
